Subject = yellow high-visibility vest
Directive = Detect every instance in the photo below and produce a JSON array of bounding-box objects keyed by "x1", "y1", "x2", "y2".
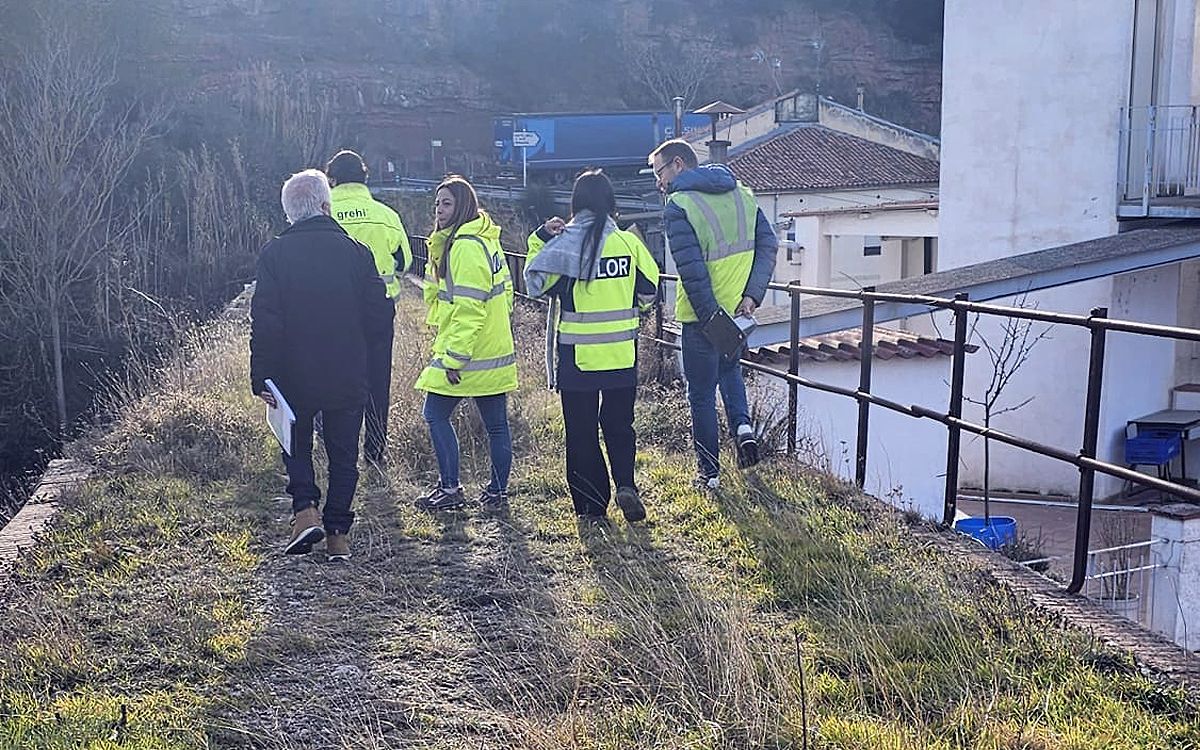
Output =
[
  {"x1": 668, "y1": 184, "x2": 759, "y2": 322},
  {"x1": 527, "y1": 228, "x2": 658, "y2": 372},
  {"x1": 330, "y1": 182, "x2": 412, "y2": 298}
]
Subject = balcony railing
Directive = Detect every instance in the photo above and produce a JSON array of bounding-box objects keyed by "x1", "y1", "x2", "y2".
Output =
[{"x1": 1119, "y1": 105, "x2": 1200, "y2": 216}]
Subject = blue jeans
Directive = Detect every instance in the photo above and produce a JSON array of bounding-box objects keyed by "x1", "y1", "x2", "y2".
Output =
[
  {"x1": 681, "y1": 322, "x2": 750, "y2": 479},
  {"x1": 422, "y1": 392, "x2": 511, "y2": 492},
  {"x1": 284, "y1": 405, "x2": 363, "y2": 534}
]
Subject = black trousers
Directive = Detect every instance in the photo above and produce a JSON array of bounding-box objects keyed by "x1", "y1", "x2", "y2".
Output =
[
  {"x1": 364, "y1": 320, "x2": 394, "y2": 462},
  {"x1": 560, "y1": 387, "x2": 637, "y2": 516},
  {"x1": 284, "y1": 405, "x2": 364, "y2": 534}
]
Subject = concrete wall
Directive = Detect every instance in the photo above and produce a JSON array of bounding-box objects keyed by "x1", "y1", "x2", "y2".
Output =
[
  {"x1": 756, "y1": 356, "x2": 952, "y2": 519},
  {"x1": 758, "y1": 187, "x2": 939, "y2": 307},
  {"x1": 938, "y1": 1, "x2": 1192, "y2": 499},
  {"x1": 818, "y1": 99, "x2": 941, "y2": 160},
  {"x1": 940, "y1": 0, "x2": 1134, "y2": 270}
]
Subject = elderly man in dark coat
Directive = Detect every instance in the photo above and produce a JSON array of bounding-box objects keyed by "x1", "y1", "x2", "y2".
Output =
[{"x1": 250, "y1": 169, "x2": 394, "y2": 561}]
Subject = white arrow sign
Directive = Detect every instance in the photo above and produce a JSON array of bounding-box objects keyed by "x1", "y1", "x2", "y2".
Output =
[{"x1": 512, "y1": 131, "x2": 540, "y2": 148}]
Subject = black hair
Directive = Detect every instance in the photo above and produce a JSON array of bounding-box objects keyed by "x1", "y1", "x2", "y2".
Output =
[
  {"x1": 325, "y1": 149, "x2": 368, "y2": 184},
  {"x1": 570, "y1": 168, "x2": 616, "y2": 266}
]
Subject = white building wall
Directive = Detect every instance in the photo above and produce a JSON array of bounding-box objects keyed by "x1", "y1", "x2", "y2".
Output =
[
  {"x1": 755, "y1": 357, "x2": 952, "y2": 519},
  {"x1": 759, "y1": 187, "x2": 938, "y2": 307},
  {"x1": 940, "y1": 0, "x2": 1133, "y2": 269},
  {"x1": 939, "y1": 0, "x2": 1191, "y2": 500}
]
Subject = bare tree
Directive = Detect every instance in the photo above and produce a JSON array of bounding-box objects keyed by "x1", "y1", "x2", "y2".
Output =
[
  {"x1": 961, "y1": 295, "x2": 1054, "y2": 523},
  {"x1": 0, "y1": 23, "x2": 161, "y2": 436},
  {"x1": 623, "y1": 35, "x2": 723, "y2": 112}
]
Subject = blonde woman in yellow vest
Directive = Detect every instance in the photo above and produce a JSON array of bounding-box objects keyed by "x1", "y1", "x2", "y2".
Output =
[
  {"x1": 326, "y1": 149, "x2": 413, "y2": 464},
  {"x1": 414, "y1": 176, "x2": 517, "y2": 511},
  {"x1": 649, "y1": 140, "x2": 778, "y2": 489},
  {"x1": 525, "y1": 169, "x2": 659, "y2": 521}
]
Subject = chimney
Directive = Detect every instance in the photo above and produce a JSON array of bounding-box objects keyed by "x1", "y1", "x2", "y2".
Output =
[
  {"x1": 856, "y1": 83, "x2": 865, "y2": 112},
  {"x1": 692, "y1": 100, "x2": 746, "y2": 165}
]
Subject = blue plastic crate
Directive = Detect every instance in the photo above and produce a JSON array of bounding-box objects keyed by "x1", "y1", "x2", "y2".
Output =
[{"x1": 1125, "y1": 433, "x2": 1181, "y2": 466}]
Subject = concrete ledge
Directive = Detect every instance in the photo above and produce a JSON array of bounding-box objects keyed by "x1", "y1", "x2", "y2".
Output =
[
  {"x1": 0, "y1": 459, "x2": 91, "y2": 584},
  {"x1": 920, "y1": 522, "x2": 1200, "y2": 691}
]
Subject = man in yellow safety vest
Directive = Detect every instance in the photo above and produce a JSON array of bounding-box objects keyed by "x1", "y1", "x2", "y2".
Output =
[
  {"x1": 649, "y1": 139, "x2": 778, "y2": 489},
  {"x1": 326, "y1": 150, "x2": 413, "y2": 465}
]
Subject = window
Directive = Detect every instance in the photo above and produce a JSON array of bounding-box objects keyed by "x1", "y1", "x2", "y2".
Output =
[{"x1": 863, "y1": 235, "x2": 882, "y2": 257}]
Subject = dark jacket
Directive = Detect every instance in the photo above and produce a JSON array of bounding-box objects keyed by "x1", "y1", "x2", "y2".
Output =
[
  {"x1": 663, "y1": 164, "x2": 778, "y2": 323},
  {"x1": 250, "y1": 214, "x2": 394, "y2": 411}
]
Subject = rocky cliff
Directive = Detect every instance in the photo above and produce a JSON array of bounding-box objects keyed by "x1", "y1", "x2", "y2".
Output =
[{"x1": 116, "y1": 0, "x2": 941, "y2": 173}]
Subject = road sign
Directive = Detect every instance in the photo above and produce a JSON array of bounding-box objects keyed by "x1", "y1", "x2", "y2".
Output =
[{"x1": 512, "y1": 131, "x2": 540, "y2": 148}]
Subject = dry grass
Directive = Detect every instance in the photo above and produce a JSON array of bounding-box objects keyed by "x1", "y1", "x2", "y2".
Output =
[{"x1": 1, "y1": 287, "x2": 1198, "y2": 749}]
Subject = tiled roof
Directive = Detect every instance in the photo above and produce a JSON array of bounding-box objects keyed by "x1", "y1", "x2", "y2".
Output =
[
  {"x1": 727, "y1": 125, "x2": 940, "y2": 192},
  {"x1": 748, "y1": 327, "x2": 975, "y2": 364}
]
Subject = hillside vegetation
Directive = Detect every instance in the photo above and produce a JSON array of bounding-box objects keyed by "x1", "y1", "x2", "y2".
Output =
[{"x1": 0, "y1": 290, "x2": 1196, "y2": 749}]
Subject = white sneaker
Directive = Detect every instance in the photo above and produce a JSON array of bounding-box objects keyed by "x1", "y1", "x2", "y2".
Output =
[
  {"x1": 736, "y1": 423, "x2": 760, "y2": 468},
  {"x1": 693, "y1": 475, "x2": 720, "y2": 492}
]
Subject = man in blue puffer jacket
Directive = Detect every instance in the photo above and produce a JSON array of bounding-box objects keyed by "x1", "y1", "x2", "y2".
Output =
[{"x1": 649, "y1": 139, "x2": 778, "y2": 489}]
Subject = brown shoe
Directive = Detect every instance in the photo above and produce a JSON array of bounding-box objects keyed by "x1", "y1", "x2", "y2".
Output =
[
  {"x1": 326, "y1": 531, "x2": 351, "y2": 562},
  {"x1": 285, "y1": 505, "x2": 324, "y2": 554}
]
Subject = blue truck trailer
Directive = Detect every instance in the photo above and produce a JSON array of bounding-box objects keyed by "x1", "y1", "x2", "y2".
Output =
[{"x1": 493, "y1": 111, "x2": 710, "y2": 182}]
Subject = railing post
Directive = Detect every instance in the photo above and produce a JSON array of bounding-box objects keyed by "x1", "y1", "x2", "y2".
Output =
[
  {"x1": 942, "y1": 293, "x2": 970, "y2": 526},
  {"x1": 1068, "y1": 307, "x2": 1108, "y2": 595},
  {"x1": 1143, "y1": 105, "x2": 1157, "y2": 215},
  {"x1": 787, "y1": 283, "x2": 801, "y2": 456},
  {"x1": 654, "y1": 279, "x2": 666, "y2": 384},
  {"x1": 855, "y1": 288, "x2": 876, "y2": 488}
]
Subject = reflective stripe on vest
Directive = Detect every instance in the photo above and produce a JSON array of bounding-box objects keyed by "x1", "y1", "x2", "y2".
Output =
[
  {"x1": 683, "y1": 191, "x2": 754, "y2": 261},
  {"x1": 445, "y1": 349, "x2": 472, "y2": 364},
  {"x1": 558, "y1": 308, "x2": 639, "y2": 324},
  {"x1": 380, "y1": 273, "x2": 396, "y2": 284},
  {"x1": 557, "y1": 328, "x2": 639, "y2": 345},
  {"x1": 430, "y1": 353, "x2": 516, "y2": 371},
  {"x1": 451, "y1": 281, "x2": 507, "y2": 302},
  {"x1": 440, "y1": 235, "x2": 506, "y2": 303}
]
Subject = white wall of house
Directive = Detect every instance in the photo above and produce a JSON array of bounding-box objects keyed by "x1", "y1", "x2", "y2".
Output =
[
  {"x1": 758, "y1": 187, "x2": 938, "y2": 307},
  {"x1": 937, "y1": 0, "x2": 1196, "y2": 500},
  {"x1": 818, "y1": 99, "x2": 941, "y2": 160},
  {"x1": 941, "y1": 0, "x2": 1133, "y2": 269},
  {"x1": 754, "y1": 356, "x2": 952, "y2": 519}
]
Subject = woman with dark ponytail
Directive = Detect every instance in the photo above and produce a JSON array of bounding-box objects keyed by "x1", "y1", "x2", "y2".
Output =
[{"x1": 524, "y1": 169, "x2": 659, "y2": 522}]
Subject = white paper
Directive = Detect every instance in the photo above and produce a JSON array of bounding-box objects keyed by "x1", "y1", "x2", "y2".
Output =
[
  {"x1": 264, "y1": 378, "x2": 296, "y2": 455},
  {"x1": 734, "y1": 314, "x2": 758, "y2": 336}
]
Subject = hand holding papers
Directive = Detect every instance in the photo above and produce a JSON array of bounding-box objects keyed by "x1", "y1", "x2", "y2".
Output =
[{"x1": 264, "y1": 378, "x2": 296, "y2": 455}]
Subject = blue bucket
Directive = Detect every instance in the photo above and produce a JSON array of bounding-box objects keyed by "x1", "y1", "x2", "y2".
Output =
[{"x1": 954, "y1": 516, "x2": 1018, "y2": 550}]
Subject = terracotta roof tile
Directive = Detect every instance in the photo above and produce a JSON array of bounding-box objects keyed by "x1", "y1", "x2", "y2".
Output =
[
  {"x1": 748, "y1": 326, "x2": 974, "y2": 365},
  {"x1": 727, "y1": 125, "x2": 940, "y2": 192}
]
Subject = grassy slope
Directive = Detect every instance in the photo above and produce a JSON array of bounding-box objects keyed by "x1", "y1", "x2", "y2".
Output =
[{"x1": 0, "y1": 291, "x2": 1197, "y2": 750}]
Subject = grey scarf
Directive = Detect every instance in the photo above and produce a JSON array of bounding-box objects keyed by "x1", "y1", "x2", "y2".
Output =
[
  {"x1": 524, "y1": 210, "x2": 617, "y2": 389},
  {"x1": 523, "y1": 209, "x2": 617, "y2": 297}
]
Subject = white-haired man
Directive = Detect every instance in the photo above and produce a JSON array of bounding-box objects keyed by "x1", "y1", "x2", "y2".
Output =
[{"x1": 250, "y1": 169, "x2": 394, "y2": 561}]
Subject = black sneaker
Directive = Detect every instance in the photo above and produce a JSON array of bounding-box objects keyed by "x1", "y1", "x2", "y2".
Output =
[
  {"x1": 614, "y1": 486, "x2": 646, "y2": 523},
  {"x1": 415, "y1": 485, "x2": 465, "y2": 511},
  {"x1": 478, "y1": 488, "x2": 508, "y2": 511},
  {"x1": 736, "y1": 427, "x2": 760, "y2": 469}
]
